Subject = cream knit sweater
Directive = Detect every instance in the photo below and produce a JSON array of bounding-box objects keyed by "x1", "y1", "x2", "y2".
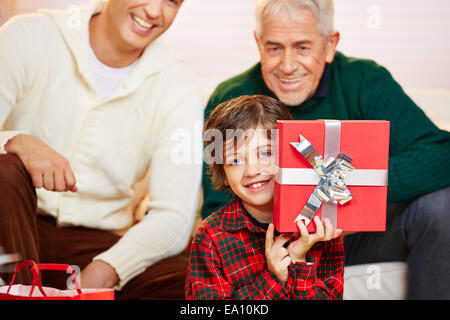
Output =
[{"x1": 0, "y1": 0, "x2": 203, "y2": 289}]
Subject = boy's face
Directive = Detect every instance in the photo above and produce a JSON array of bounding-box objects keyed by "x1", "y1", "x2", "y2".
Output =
[
  {"x1": 223, "y1": 127, "x2": 277, "y2": 222},
  {"x1": 106, "y1": 0, "x2": 183, "y2": 51}
]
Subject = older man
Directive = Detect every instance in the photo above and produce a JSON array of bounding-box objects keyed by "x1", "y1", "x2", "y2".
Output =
[
  {"x1": 0, "y1": 0, "x2": 202, "y2": 299},
  {"x1": 201, "y1": 0, "x2": 450, "y2": 299}
]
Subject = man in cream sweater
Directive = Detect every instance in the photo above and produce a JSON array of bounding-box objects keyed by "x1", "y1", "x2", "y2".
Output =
[{"x1": 0, "y1": 0, "x2": 203, "y2": 299}]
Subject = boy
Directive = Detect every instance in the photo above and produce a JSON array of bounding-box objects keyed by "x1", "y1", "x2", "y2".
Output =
[{"x1": 185, "y1": 95, "x2": 344, "y2": 299}]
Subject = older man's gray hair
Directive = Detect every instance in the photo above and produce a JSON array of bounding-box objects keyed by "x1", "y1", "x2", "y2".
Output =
[{"x1": 255, "y1": 0, "x2": 335, "y2": 40}]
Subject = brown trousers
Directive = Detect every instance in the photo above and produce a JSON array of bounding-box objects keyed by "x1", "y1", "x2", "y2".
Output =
[{"x1": 0, "y1": 154, "x2": 188, "y2": 299}]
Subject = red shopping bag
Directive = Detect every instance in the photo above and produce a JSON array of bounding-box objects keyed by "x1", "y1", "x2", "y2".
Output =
[{"x1": 0, "y1": 260, "x2": 114, "y2": 300}]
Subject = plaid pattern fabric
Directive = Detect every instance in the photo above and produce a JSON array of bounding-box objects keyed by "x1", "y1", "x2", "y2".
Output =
[{"x1": 185, "y1": 196, "x2": 344, "y2": 300}]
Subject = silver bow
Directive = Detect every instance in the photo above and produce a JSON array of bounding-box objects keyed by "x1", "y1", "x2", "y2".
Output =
[{"x1": 290, "y1": 135, "x2": 354, "y2": 226}]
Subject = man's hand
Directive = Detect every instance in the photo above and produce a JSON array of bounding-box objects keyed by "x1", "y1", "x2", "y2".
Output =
[
  {"x1": 287, "y1": 216, "x2": 342, "y2": 263},
  {"x1": 5, "y1": 134, "x2": 77, "y2": 192},
  {"x1": 265, "y1": 223, "x2": 291, "y2": 283},
  {"x1": 79, "y1": 260, "x2": 119, "y2": 289}
]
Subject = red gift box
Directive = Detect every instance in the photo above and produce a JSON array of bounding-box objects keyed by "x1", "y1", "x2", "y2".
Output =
[{"x1": 273, "y1": 120, "x2": 390, "y2": 233}]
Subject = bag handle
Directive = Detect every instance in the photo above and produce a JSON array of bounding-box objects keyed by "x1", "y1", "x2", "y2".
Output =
[
  {"x1": 37, "y1": 263, "x2": 82, "y2": 294},
  {"x1": 7, "y1": 261, "x2": 83, "y2": 297},
  {"x1": 7, "y1": 260, "x2": 47, "y2": 297}
]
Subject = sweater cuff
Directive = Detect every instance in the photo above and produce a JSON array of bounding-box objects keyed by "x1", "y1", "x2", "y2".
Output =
[
  {"x1": 93, "y1": 240, "x2": 148, "y2": 291},
  {"x1": 0, "y1": 131, "x2": 26, "y2": 154}
]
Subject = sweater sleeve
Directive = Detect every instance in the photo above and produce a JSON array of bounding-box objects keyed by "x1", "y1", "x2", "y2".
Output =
[
  {"x1": 361, "y1": 68, "x2": 450, "y2": 203},
  {"x1": 93, "y1": 81, "x2": 204, "y2": 290},
  {"x1": 0, "y1": 17, "x2": 34, "y2": 153}
]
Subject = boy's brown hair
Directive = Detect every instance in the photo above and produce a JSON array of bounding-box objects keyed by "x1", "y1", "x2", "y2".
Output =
[{"x1": 204, "y1": 95, "x2": 292, "y2": 192}]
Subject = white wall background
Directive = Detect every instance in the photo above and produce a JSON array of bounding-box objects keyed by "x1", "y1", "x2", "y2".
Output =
[
  {"x1": 1, "y1": 0, "x2": 449, "y2": 91},
  {"x1": 1, "y1": 0, "x2": 449, "y2": 128},
  {"x1": 165, "y1": 0, "x2": 450, "y2": 92}
]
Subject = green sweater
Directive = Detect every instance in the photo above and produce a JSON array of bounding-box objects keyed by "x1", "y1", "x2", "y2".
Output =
[{"x1": 201, "y1": 51, "x2": 450, "y2": 219}]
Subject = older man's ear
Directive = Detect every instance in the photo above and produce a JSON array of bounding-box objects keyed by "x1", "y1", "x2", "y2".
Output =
[
  {"x1": 254, "y1": 30, "x2": 263, "y2": 53},
  {"x1": 325, "y1": 30, "x2": 340, "y2": 64}
]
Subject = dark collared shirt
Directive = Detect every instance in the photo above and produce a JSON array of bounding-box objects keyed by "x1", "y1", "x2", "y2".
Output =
[{"x1": 312, "y1": 64, "x2": 329, "y2": 99}]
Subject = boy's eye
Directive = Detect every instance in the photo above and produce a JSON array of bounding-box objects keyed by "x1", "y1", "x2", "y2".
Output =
[
  {"x1": 259, "y1": 151, "x2": 272, "y2": 159},
  {"x1": 228, "y1": 158, "x2": 244, "y2": 165}
]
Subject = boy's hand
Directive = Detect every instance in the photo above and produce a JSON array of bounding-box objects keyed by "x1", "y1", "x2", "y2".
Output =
[
  {"x1": 265, "y1": 223, "x2": 291, "y2": 283},
  {"x1": 287, "y1": 216, "x2": 342, "y2": 263}
]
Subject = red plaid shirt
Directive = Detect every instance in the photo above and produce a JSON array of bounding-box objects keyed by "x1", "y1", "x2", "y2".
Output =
[{"x1": 185, "y1": 196, "x2": 344, "y2": 300}]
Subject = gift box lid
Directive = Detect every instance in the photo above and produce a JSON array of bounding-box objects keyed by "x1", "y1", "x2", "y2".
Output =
[{"x1": 276, "y1": 120, "x2": 390, "y2": 170}]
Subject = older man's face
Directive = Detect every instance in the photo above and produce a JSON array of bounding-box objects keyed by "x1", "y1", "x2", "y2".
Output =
[
  {"x1": 106, "y1": 0, "x2": 183, "y2": 51},
  {"x1": 255, "y1": 7, "x2": 339, "y2": 106}
]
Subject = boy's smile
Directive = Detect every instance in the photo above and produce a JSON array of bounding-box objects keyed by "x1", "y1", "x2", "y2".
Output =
[
  {"x1": 245, "y1": 179, "x2": 272, "y2": 192},
  {"x1": 223, "y1": 127, "x2": 277, "y2": 223}
]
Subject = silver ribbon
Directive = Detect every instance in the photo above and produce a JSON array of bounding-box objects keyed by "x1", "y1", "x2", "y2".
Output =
[{"x1": 290, "y1": 134, "x2": 354, "y2": 226}]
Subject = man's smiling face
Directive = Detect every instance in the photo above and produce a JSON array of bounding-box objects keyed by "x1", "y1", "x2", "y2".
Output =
[
  {"x1": 255, "y1": 6, "x2": 339, "y2": 106},
  {"x1": 106, "y1": 0, "x2": 183, "y2": 51}
]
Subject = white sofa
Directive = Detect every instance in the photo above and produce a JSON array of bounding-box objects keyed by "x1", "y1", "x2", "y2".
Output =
[
  {"x1": 406, "y1": 89, "x2": 450, "y2": 131},
  {"x1": 344, "y1": 261, "x2": 408, "y2": 300}
]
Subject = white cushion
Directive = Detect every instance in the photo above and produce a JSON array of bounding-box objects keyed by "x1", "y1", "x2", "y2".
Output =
[
  {"x1": 406, "y1": 89, "x2": 450, "y2": 131},
  {"x1": 343, "y1": 262, "x2": 408, "y2": 300}
]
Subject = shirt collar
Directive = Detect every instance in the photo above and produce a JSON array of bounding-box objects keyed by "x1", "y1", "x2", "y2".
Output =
[
  {"x1": 313, "y1": 63, "x2": 329, "y2": 100},
  {"x1": 220, "y1": 196, "x2": 266, "y2": 234},
  {"x1": 41, "y1": 0, "x2": 178, "y2": 98},
  {"x1": 245, "y1": 211, "x2": 282, "y2": 236}
]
